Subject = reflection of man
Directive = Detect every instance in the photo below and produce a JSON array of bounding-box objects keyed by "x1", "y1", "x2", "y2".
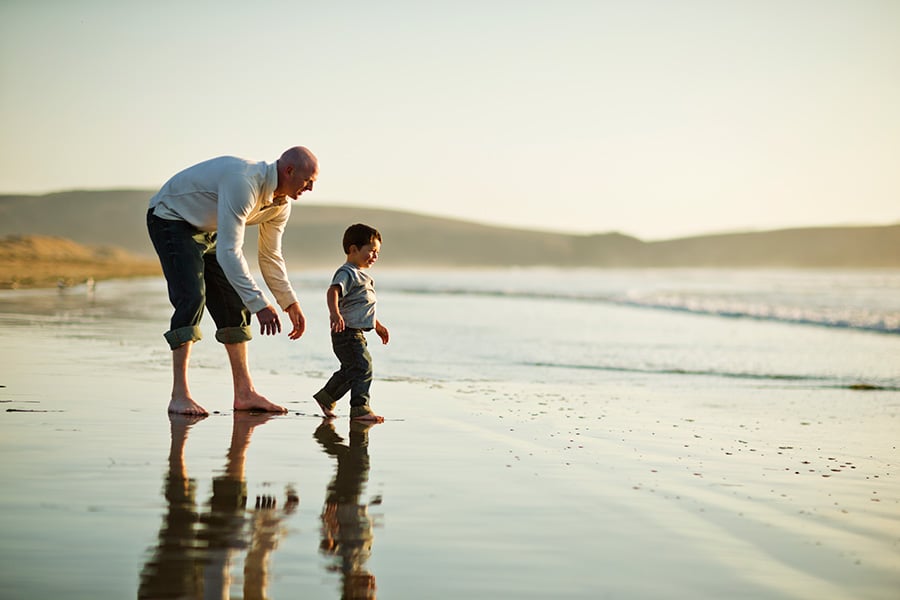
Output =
[
  {"x1": 139, "y1": 414, "x2": 297, "y2": 600},
  {"x1": 138, "y1": 415, "x2": 204, "y2": 598},
  {"x1": 147, "y1": 146, "x2": 318, "y2": 416},
  {"x1": 314, "y1": 419, "x2": 379, "y2": 599}
]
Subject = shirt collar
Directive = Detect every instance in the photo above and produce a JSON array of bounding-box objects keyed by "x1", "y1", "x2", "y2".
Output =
[{"x1": 261, "y1": 161, "x2": 286, "y2": 208}]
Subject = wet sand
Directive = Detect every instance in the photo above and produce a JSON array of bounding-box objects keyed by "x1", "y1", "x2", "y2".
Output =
[{"x1": 0, "y1": 287, "x2": 898, "y2": 599}]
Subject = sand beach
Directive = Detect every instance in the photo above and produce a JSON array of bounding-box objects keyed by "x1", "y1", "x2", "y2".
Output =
[{"x1": 0, "y1": 272, "x2": 898, "y2": 599}]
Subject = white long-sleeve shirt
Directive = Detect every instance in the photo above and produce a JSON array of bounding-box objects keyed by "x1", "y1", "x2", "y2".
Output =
[{"x1": 149, "y1": 156, "x2": 298, "y2": 313}]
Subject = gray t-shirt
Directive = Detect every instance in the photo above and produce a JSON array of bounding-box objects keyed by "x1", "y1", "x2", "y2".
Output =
[{"x1": 332, "y1": 263, "x2": 376, "y2": 330}]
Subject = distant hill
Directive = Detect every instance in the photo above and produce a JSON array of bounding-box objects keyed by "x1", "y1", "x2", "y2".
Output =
[{"x1": 1, "y1": 190, "x2": 898, "y2": 269}]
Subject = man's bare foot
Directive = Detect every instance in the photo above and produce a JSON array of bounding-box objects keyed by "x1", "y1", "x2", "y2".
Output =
[
  {"x1": 234, "y1": 391, "x2": 287, "y2": 413},
  {"x1": 168, "y1": 396, "x2": 209, "y2": 416}
]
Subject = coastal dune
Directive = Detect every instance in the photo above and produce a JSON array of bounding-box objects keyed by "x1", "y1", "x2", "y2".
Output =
[{"x1": 0, "y1": 234, "x2": 159, "y2": 288}]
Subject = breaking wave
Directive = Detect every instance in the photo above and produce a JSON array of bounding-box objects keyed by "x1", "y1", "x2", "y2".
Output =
[{"x1": 392, "y1": 286, "x2": 900, "y2": 335}]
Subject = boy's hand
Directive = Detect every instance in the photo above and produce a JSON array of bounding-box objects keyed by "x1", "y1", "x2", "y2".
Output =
[
  {"x1": 375, "y1": 321, "x2": 389, "y2": 345},
  {"x1": 330, "y1": 312, "x2": 345, "y2": 333}
]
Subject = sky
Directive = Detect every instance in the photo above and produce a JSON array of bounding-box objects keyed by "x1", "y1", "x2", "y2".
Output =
[{"x1": 1, "y1": 0, "x2": 898, "y2": 240}]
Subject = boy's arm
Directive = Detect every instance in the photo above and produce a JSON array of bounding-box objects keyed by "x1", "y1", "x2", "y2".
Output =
[
  {"x1": 326, "y1": 285, "x2": 345, "y2": 332},
  {"x1": 375, "y1": 319, "x2": 389, "y2": 345}
]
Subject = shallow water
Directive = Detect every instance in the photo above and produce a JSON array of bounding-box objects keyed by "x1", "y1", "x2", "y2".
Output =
[
  {"x1": 4, "y1": 268, "x2": 897, "y2": 388},
  {"x1": 0, "y1": 269, "x2": 898, "y2": 599}
]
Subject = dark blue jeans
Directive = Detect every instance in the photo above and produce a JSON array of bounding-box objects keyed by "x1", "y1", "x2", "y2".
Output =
[
  {"x1": 147, "y1": 209, "x2": 252, "y2": 350},
  {"x1": 316, "y1": 329, "x2": 373, "y2": 408}
]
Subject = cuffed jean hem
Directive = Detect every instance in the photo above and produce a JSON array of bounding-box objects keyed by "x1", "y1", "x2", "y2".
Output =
[
  {"x1": 215, "y1": 326, "x2": 253, "y2": 345},
  {"x1": 164, "y1": 326, "x2": 203, "y2": 350},
  {"x1": 350, "y1": 405, "x2": 375, "y2": 418},
  {"x1": 313, "y1": 390, "x2": 337, "y2": 410}
]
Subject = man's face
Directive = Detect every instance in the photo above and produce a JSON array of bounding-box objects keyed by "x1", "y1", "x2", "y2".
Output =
[{"x1": 286, "y1": 167, "x2": 317, "y2": 199}]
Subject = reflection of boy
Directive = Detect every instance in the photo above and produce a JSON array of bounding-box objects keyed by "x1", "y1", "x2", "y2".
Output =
[
  {"x1": 314, "y1": 224, "x2": 389, "y2": 423},
  {"x1": 315, "y1": 420, "x2": 378, "y2": 599}
]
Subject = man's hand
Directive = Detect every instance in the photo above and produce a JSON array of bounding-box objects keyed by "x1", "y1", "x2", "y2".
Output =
[
  {"x1": 286, "y1": 302, "x2": 306, "y2": 340},
  {"x1": 256, "y1": 305, "x2": 282, "y2": 336}
]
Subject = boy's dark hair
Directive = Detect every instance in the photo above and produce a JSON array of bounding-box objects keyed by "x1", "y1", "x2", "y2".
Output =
[{"x1": 342, "y1": 223, "x2": 382, "y2": 254}]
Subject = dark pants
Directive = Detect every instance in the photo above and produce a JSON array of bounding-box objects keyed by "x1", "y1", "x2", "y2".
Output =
[
  {"x1": 147, "y1": 209, "x2": 252, "y2": 350},
  {"x1": 316, "y1": 329, "x2": 373, "y2": 408}
]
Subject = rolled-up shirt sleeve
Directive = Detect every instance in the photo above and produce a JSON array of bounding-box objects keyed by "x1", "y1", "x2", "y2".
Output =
[
  {"x1": 215, "y1": 174, "x2": 270, "y2": 313},
  {"x1": 258, "y1": 211, "x2": 299, "y2": 310}
]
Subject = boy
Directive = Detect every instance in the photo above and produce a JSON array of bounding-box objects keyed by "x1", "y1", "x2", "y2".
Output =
[{"x1": 313, "y1": 224, "x2": 389, "y2": 422}]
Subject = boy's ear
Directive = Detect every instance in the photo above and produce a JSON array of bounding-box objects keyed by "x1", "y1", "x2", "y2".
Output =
[{"x1": 347, "y1": 244, "x2": 359, "y2": 254}]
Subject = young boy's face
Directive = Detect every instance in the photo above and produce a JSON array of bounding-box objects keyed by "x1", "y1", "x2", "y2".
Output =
[{"x1": 348, "y1": 239, "x2": 381, "y2": 269}]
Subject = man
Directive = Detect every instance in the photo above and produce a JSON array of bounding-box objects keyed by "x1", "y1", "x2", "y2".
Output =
[{"x1": 147, "y1": 146, "x2": 317, "y2": 415}]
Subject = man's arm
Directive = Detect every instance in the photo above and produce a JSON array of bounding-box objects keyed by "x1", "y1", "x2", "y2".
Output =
[
  {"x1": 257, "y1": 210, "x2": 308, "y2": 339},
  {"x1": 214, "y1": 173, "x2": 286, "y2": 336},
  {"x1": 215, "y1": 175, "x2": 271, "y2": 314},
  {"x1": 258, "y1": 215, "x2": 300, "y2": 310}
]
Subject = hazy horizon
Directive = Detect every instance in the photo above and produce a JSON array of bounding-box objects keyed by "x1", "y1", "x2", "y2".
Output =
[
  {"x1": 2, "y1": 1, "x2": 899, "y2": 240},
  {"x1": 3, "y1": 187, "x2": 898, "y2": 242}
]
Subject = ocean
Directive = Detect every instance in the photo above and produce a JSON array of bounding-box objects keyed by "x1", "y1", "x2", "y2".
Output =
[
  {"x1": 298, "y1": 267, "x2": 900, "y2": 391},
  {"x1": 4, "y1": 266, "x2": 898, "y2": 412},
  {"x1": 14, "y1": 267, "x2": 897, "y2": 391}
]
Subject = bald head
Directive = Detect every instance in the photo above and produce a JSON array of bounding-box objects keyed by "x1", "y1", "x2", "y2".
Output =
[
  {"x1": 275, "y1": 146, "x2": 318, "y2": 199},
  {"x1": 280, "y1": 146, "x2": 317, "y2": 172}
]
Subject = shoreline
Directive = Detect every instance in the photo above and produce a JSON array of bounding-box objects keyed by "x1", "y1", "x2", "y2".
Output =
[{"x1": 0, "y1": 260, "x2": 160, "y2": 289}]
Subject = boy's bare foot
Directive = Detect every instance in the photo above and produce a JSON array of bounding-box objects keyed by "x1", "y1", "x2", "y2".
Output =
[
  {"x1": 234, "y1": 391, "x2": 287, "y2": 413},
  {"x1": 168, "y1": 396, "x2": 209, "y2": 416},
  {"x1": 315, "y1": 399, "x2": 337, "y2": 418},
  {"x1": 313, "y1": 391, "x2": 337, "y2": 417},
  {"x1": 349, "y1": 404, "x2": 384, "y2": 423},
  {"x1": 351, "y1": 412, "x2": 385, "y2": 423}
]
